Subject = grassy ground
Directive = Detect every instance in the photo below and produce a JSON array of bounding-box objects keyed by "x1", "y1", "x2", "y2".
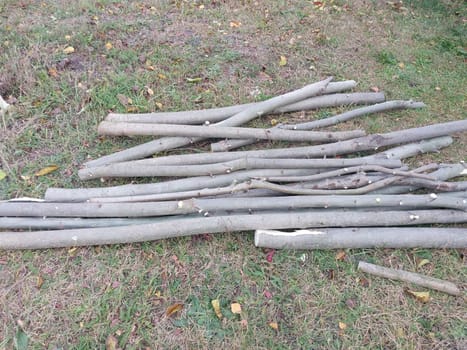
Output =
[{"x1": 0, "y1": 0, "x2": 466, "y2": 348}]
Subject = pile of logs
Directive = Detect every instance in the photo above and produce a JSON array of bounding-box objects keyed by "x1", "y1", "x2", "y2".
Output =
[{"x1": 1, "y1": 78, "x2": 466, "y2": 249}]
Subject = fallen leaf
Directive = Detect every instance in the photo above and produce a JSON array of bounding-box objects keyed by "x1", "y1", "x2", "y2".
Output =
[
  {"x1": 186, "y1": 77, "x2": 202, "y2": 83},
  {"x1": 127, "y1": 106, "x2": 138, "y2": 113},
  {"x1": 166, "y1": 303, "x2": 184, "y2": 317},
  {"x1": 68, "y1": 247, "x2": 78, "y2": 256},
  {"x1": 406, "y1": 290, "x2": 430, "y2": 303},
  {"x1": 279, "y1": 55, "x2": 287, "y2": 66},
  {"x1": 64, "y1": 35, "x2": 72, "y2": 41},
  {"x1": 63, "y1": 46, "x2": 75, "y2": 54},
  {"x1": 240, "y1": 319, "x2": 248, "y2": 328},
  {"x1": 269, "y1": 322, "x2": 279, "y2": 331},
  {"x1": 357, "y1": 277, "x2": 369, "y2": 287},
  {"x1": 270, "y1": 119, "x2": 278, "y2": 126},
  {"x1": 106, "y1": 334, "x2": 118, "y2": 350},
  {"x1": 36, "y1": 275, "x2": 44, "y2": 289},
  {"x1": 326, "y1": 269, "x2": 335, "y2": 280},
  {"x1": 117, "y1": 94, "x2": 132, "y2": 107},
  {"x1": 48, "y1": 67, "x2": 59, "y2": 77},
  {"x1": 338, "y1": 321, "x2": 347, "y2": 330},
  {"x1": 211, "y1": 299, "x2": 222, "y2": 319},
  {"x1": 35, "y1": 165, "x2": 59, "y2": 177},
  {"x1": 398, "y1": 62, "x2": 405, "y2": 69},
  {"x1": 263, "y1": 290, "x2": 272, "y2": 299},
  {"x1": 345, "y1": 298, "x2": 357, "y2": 309},
  {"x1": 435, "y1": 86, "x2": 441, "y2": 91},
  {"x1": 230, "y1": 20, "x2": 242, "y2": 28},
  {"x1": 105, "y1": 42, "x2": 113, "y2": 50},
  {"x1": 0, "y1": 169, "x2": 6, "y2": 181},
  {"x1": 231, "y1": 303, "x2": 242, "y2": 314},
  {"x1": 417, "y1": 258, "x2": 430, "y2": 268},
  {"x1": 158, "y1": 73, "x2": 167, "y2": 80},
  {"x1": 335, "y1": 250, "x2": 346, "y2": 261},
  {"x1": 145, "y1": 86, "x2": 154, "y2": 96},
  {"x1": 370, "y1": 86, "x2": 380, "y2": 92},
  {"x1": 155, "y1": 102, "x2": 163, "y2": 109}
]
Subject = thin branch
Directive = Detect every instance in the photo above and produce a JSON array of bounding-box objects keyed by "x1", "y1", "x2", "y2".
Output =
[{"x1": 358, "y1": 261, "x2": 461, "y2": 296}]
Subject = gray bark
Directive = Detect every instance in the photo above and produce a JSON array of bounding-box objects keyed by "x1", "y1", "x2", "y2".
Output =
[
  {"x1": 84, "y1": 78, "x2": 333, "y2": 167},
  {"x1": 211, "y1": 99, "x2": 421, "y2": 151},
  {"x1": 97, "y1": 121, "x2": 365, "y2": 141},
  {"x1": 254, "y1": 228, "x2": 467, "y2": 251},
  {"x1": 2, "y1": 194, "x2": 464, "y2": 217},
  {"x1": 1, "y1": 209, "x2": 465, "y2": 249},
  {"x1": 358, "y1": 261, "x2": 461, "y2": 296},
  {"x1": 78, "y1": 156, "x2": 400, "y2": 180}
]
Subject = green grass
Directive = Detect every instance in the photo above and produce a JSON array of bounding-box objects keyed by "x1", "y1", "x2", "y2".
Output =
[{"x1": 0, "y1": 0, "x2": 466, "y2": 349}]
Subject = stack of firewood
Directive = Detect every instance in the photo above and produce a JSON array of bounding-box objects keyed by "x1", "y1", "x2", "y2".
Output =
[{"x1": 1, "y1": 78, "x2": 466, "y2": 249}]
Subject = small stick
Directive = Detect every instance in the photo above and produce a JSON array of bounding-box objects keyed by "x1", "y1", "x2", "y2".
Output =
[{"x1": 357, "y1": 261, "x2": 461, "y2": 296}]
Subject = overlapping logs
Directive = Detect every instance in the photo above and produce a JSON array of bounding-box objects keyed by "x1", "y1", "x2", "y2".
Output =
[{"x1": 1, "y1": 78, "x2": 465, "y2": 250}]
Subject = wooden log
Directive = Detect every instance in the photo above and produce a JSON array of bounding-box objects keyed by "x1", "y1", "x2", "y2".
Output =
[
  {"x1": 1, "y1": 209, "x2": 466, "y2": 249},
  {"x1": 357, "y1": 261, "x2": 461, "y2": 296},
  {"x1": 2, "y1": 194, "x2": 464, "y2": 217},
  {"x1": 254, "y1": 228, "x2": 467, "y2": 251},
  {"x1": 78, "y1": 156, "x2": 401, "y2": 180},
  {"x1": 97, "y1": 121, "x2": 365, "y2": 141},
  {"x1": 211, "y1": 99, "x2": 423, "y2": 151},
  {"x1": 84, "y1": 78, "x2": 333, "y2": 167}
]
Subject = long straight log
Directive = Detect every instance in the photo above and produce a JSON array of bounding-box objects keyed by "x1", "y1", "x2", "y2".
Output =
[
  {"x1": 78, "y1": 156, "x2": 401, "y2": 180},
  {"x1": 254, "y1": 228, "x2": 467, "y2": 250},
  {"x1": 84, "y1": 78, "x2": 333, "y2": 167},
  {"x1": 47, "y1": 168, "x2": 316, "y2": 202},
  {"x1": 105, "y1": 81, "x2": 367, "y2": 124},
  {"x1": 1, "y1": 210, "x2": 466, "y2": 249},
  {"x1": 76, "y1": 137, "x2": 453, "y2": 183},
  {"x1": 46, "y1": 121, "x2": 466, "y2": 201},
  {"x1": 2, "y1": 194, "x2": 464, "y2": 218},
  {"x1": 211, "y1": 99, "x2": 423, "y2": 151},
  {"x1": 357, "y1": 261, "x2": 461, "y2": 296},
  {"x1": 97, "y1": 121, "x2": 365, "y2": 141},
  {"x1": 0, "y1": 217, "x2": 165, "y2": 229}
]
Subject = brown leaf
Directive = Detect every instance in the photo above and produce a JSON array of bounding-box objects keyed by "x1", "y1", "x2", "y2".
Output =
[
  {"x1": 117, "y1": 94, "x2": 132, "y2": 107},
  {"x1": 106, "y1": 335, "x2": 118, "y2": 350},
  {"x1": 36, "y1": 275, "x2": 44, "y2": 289},
  {"x1": 35, "y1": 165, "x2": 59, "y2": 177},
  {"x1": 370, "y1": 86, "x2": 380, "y2": 92},
  {"x1": 335, "y1": 250, "x2": 346, "y2": 261},
  {"x1": 326, "y1": 269, "x2": 335, "y2": 280},
  {"x1": 166, "y1": 303, "x2": 184, "y2": 317},
  {"x1": 229, "y1": 20, "x2": 242, "y2": 28},
  {"x1": 345, "y1": 298, "x2": 357, "y2": 309},
  {"x1": 240, "y1": 319, "x2": 248, "y2": 328},
  {"x1": 357, "y1": 277, "x2": 369, "y2": 287},
  {"x1": 48, "y1": 67, "x2": 59, "y2": 78}
]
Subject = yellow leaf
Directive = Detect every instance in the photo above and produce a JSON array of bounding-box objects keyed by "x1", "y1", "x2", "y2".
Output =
[
  {"x1": 398, "y1": 62, "x2": 405, "y2": 69},
  {"x1": 63, "y1": 46, "x2": 75, "y2": 54},
  {"x1": 211, "y1": 299, "x2": 222, "y2": 319},
  {"x1": 105, "y1": 42, "x2": 113, "y2": 50},
  {"x1": 269, "y1": 322, "x2": 278, "y2": 330},
  {"x1": 230, "y1": 20, "x2": 242, "y2": 28},
  {"x1": 64, "y1": 35, "x2": 72, "y2": 41},
  {"x1": 155, "y1": 102, "x2": 163, "y2": 109},
  {"x1": 48, "y1": 67, "x2": 59, "y2": 77},
  {"x1": 0, "y1": 169, "x2": 6, "y2": 181},
  {"x1": 146, "y1": 65, "x2": 155, "y2": 71},
  {"x1": 231, "y1": 303, "x2": 242, "y2": 314},
  {"x1": 36, "y1": 275, "x2": 44, "y2": 289},
  {"x1": 158, "y1": 73, "x2": 167, "y2": 80},
  {"x1": 68, "y1": 247, "x2": 78, "y2": 256},
  {"x1": 338, "y1": 321, "x2": 347, "y2": 330},
  {"x1": 270, "y1": 119, "x2": 278, "y2": 126},
  {"x1": 406, "y1": 290, "x2": 430, "y2": 303},
  {"x1": 165, "y1": 303, "x2": 184, "y2": 317},
  {"x1": 279, "y1": 55, "x2": 287, "y2": 66},
  {"x1": 105, "y1": 334, "x2": 118, "y2": 350},
  {"x1": 35, "y1": 165, "x2": 59, "y2": 177},
  {"x1": 126, "y1": 106, "x2": 138, "y2": 113},
  {"x1": 417, "y1": 259, "x2": 430, "y2": 268}
]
